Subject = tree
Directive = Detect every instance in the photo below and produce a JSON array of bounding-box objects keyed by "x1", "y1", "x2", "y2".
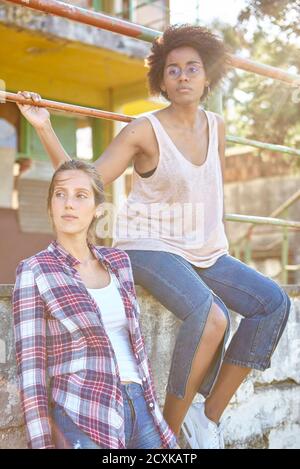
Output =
[{"x1": 218, "y1": 0, "x2": 300, "y2": 150}]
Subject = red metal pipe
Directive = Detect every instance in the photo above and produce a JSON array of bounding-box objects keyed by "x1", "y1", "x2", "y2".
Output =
[
  {"x1": 6, "y1": 0, "x2": 300, "y2": 86},
  {"x1": 2, "y1": 92, "x2": 300, "y2": 160},
  {"x1": 6, "y1": 0, "x2": 159, "y2": 42},
  {"x1": 1, "y1": 91, "x2": 133, "y2": 123}
]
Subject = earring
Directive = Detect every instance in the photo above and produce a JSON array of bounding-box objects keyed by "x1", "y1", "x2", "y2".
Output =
[{"x1": 206, "y1": 84, "x2": 211, "y2": 94}]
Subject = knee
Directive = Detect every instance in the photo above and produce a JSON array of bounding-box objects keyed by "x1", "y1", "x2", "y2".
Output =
[
  {"x1": 206, "y1": 302, "x2": 228, "y2": 336},
  {"x1": 265, "y1": 284, "x2": 290, "y2": 315}
]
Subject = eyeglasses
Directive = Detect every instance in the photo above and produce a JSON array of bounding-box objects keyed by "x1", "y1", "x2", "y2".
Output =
[{"x1": 165, "y1": 64, "x2": 204, "y2": 80}]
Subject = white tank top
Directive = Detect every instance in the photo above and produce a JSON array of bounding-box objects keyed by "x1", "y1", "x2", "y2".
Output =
[
  {"x1": 87, "y1": 274, "x2": 142, "y2": 384},
  {"x1": 113, "y1": 109, "x2": 229, "y2": 268}
]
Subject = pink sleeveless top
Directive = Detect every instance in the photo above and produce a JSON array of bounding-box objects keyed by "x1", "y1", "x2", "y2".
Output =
[{"x1": 113, "y1": 109, "x2": 229, "y2": 268}]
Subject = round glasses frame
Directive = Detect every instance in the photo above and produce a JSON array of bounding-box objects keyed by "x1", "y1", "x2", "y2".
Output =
[{"x1": 165, "y1": 64, "x2": 205, "y2": 80}]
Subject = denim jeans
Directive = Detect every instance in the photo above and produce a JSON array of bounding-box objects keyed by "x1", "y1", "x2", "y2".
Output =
[
  {"x1": 126, "y1": 251, "x2": 291, "y2": 399},
  {"x1": 50, "y1": 383, "x2": 162, "y2": 449}
]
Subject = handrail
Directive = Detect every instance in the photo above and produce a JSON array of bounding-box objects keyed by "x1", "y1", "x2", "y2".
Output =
[
  {"x1": 0, "y1": 91, "x2": 132, "y2": 123},
  {"x1": 227, "y1": 136, "x2": 300, "y2": 158},
  {"x1": 6, "y1": 0, "x2": 300, "y2": 86},
  {"x1": 2, "y1": 91, "x2": 300, "y2": 160},
  {"x1": 225, "y1": 214, "x2": 300, "y2": 229},
  {"x1": 232, "y1": 189, "x2": 300, "y2": 248},
  {"x1": 227, "y1": 209, "x2": 300, "y2": 284}
]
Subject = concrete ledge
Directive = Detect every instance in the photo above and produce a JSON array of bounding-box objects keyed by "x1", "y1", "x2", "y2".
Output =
[{"x1": 1, "y1": 284, "x2": 299, "y2": 448}]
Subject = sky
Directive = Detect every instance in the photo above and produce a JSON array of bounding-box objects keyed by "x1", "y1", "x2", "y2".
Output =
[{"x1": 170, "y1": 0, "x2": 247, "y2": 25}]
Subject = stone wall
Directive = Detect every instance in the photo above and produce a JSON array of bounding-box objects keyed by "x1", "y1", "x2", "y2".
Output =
[{"x1": 0, "y1": 284, "x2": 299, "y2": 449}]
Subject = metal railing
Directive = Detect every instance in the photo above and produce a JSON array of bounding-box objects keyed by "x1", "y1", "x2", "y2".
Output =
[
  {"x1": 226, "y1": 136, "x2": 300, "y2": 158},
  {"x1": 230, "y1": 191, "x2": 300, "y2": 283},
  {"x1": 2, "y1": 90, "x2": 299, "y2": 156}
]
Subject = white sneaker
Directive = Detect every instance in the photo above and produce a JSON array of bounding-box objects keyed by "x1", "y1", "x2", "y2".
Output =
[{"x1": 182, "y1": 402, "x2": 224, "y2": 449}]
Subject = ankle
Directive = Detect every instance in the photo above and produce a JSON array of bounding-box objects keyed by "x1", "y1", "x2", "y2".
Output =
[{"x1": 204, "y1": 402, "x2": 220, "y2": 424}]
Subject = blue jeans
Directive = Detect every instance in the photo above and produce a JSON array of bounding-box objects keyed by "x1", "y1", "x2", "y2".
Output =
[
  {"x1": 126, "y1": 251, "x2": 291, "y2": 399},
  {"x1": 50, "y1": 383, "x2": 162, "y2": 449}
]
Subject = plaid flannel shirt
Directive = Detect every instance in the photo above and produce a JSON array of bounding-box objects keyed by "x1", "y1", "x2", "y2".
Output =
[{"x1": 12, "y1": 241, "x2": 177, "y2": 449}]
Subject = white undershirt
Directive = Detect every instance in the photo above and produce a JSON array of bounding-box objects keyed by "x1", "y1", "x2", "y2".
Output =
[{"x1": 87, "y1": 274, "x2": 142, "y2": 385}]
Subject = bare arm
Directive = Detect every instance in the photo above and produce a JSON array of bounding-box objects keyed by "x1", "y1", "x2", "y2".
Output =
[
  {"x1": 17, "y1": 91, "x2": 144, "y2": 185},
  {"x1": 93, "y1": 118, "x2": 147, "y2": 185},
  {"x1": 17, "y1": 92, "x2": 71, "y2": 168},
  {"x1": 36, "y1": 121, "x2": 71, "y2": 167}
]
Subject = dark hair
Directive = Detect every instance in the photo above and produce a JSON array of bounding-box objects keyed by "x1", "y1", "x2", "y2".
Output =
[
  {"x1": 146, "y1": 24, "x2": 228, "y2": 101},
  {"x1": 47, "y1": 159, "x2": 105, "y2": 242}
]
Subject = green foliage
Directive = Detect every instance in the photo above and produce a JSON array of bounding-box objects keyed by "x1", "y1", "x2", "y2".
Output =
[{"x1": 215, "y1": 0, "x2": 300, "y2": 152}]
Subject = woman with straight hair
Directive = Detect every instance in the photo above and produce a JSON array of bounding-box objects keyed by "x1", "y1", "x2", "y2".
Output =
[
  {"x1": 18, "y1": 24, "x2": 291, "y2": 449},
  {"x1": 13, "y1": 159, "x2": 178, "y2": 449}
]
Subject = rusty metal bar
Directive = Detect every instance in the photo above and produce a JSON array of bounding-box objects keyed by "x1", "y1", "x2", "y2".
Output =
[
  {"x1": 5, "y1": 0, "x2": 159, "y2": 42},
  {"x1": 3, "y1": 92, "x2": 300, "y2": 160},
  {"x1": 6, "y1": 0, "x2": 300, "y2": 86},
  {"x1": 1, "y1": 91, "x2": 132, "y2": 123}
]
